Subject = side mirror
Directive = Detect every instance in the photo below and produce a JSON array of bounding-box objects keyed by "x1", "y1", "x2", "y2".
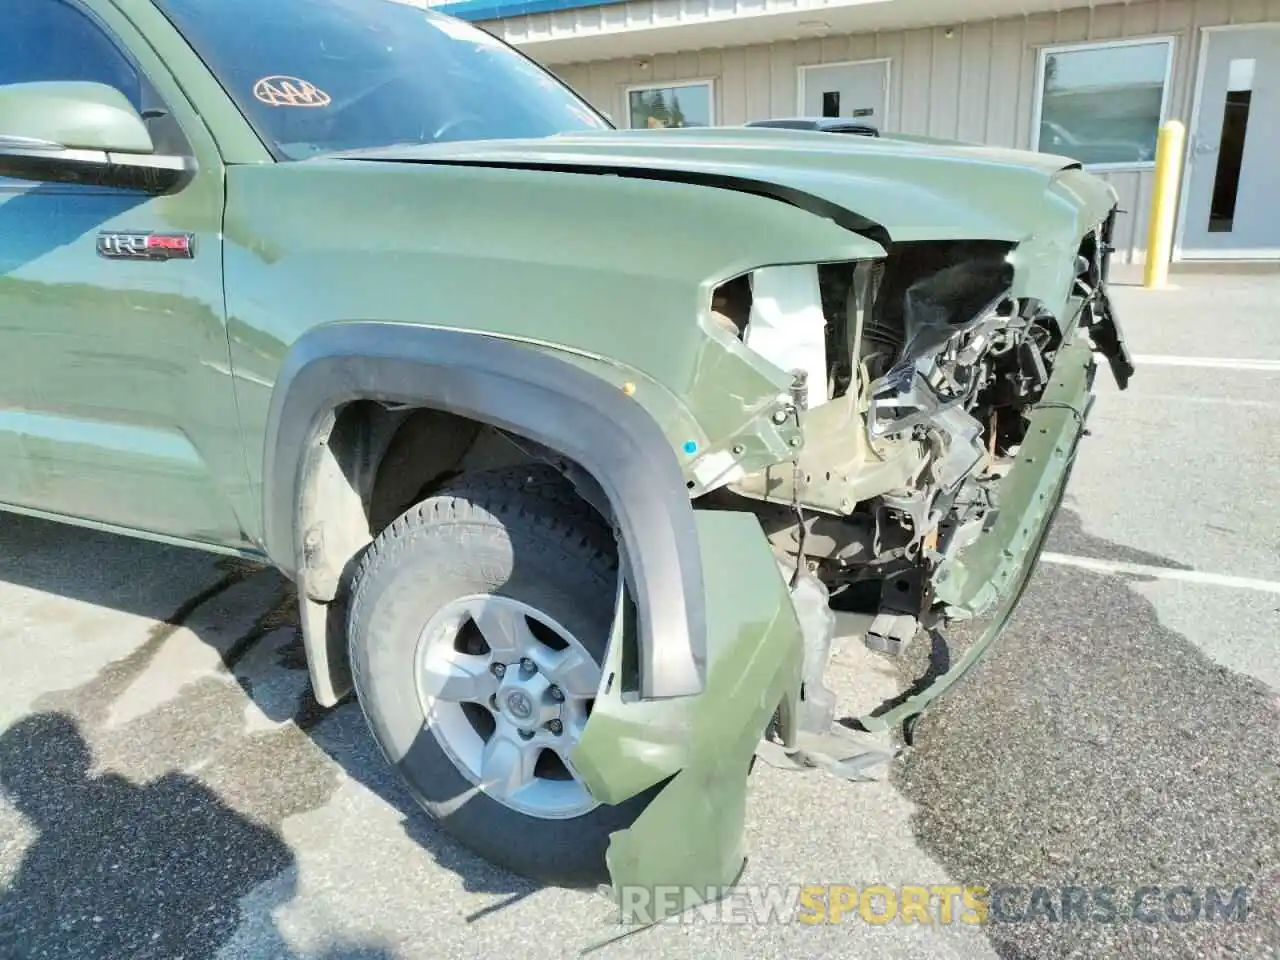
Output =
[{"x1": 0, "y1": 81, "x2": 188, "y2": 193}]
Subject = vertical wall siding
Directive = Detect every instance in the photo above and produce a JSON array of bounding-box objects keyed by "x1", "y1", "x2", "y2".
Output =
[{"x1": 551, "y1": 0, "x2": 1280, "y2": 262}]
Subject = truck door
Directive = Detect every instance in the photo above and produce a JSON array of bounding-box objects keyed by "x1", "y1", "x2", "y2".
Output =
[{"x1": 0, "y1": 0, "x2": 253, "y2": 547}]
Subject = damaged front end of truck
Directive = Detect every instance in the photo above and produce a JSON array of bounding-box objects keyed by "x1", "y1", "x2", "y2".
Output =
[
  {"x1": 533, "y1": 141, "x2": 1136, "y2": 922},
  {"x1": 306, "y1": 127, "x2": 1134, "y2": 922}
]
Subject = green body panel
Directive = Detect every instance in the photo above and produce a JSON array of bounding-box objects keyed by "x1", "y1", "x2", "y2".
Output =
[
  {"x1": 221, "y1": 148, "x2": 1113, "y2": 539},
  {"x1": 344, "y1": 128, "x2": 1117, "y2": 334},
  {"x1": 573, "y1": 510, "x2": 803, "y2": 911},
  {"x1": 221, "y1": 158, "x2": 881, "y2": 534},
  {"x1": 350, "y1": 126, "x2": 1112, "y2": 239},
  {"x1": 1012, "y1": 167, "x2": 1120, "y2": 326}
]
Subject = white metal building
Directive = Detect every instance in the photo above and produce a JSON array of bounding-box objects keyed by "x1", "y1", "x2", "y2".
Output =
[{"x1": 432, "y1": 0, "x2": 1280, "y2": 263}]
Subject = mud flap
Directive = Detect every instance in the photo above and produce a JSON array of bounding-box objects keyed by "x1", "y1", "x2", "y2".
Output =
[
  {"x1": 856, "y1": 338, "x2": 1096, "y2": 732},
  {"x1": 570, "y1": 510, "x2": 804, "y2": 924}
]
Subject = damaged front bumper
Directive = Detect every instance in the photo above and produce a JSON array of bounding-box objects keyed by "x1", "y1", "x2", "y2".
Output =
[
  {"x1": 857, "y1": 336, "x2": 1097, "y2": 733},
  {"x1": 570, "y1": 509, "x2": 805, "y2": 919},
  {"x1": 545, "y1": 185, "x2": 1119, "y2": 919},
  {"x1": 933, "y1": 337, "x2": 1096, "y2": 617},
  {"x1": 566, "y1": 338, "x2": 1098, "y2": 918}
]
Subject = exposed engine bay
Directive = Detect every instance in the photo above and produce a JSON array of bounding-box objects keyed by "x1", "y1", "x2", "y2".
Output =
[{"x1": 701, "y1": 229, "x2": 1112, "y2": 658}]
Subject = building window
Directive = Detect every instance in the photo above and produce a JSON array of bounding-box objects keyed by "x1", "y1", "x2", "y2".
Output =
[
  {"x1": 626, "y1": 81, "x2": 713, "y2": 129},
  {"x1": 1034, "y1": 38, "x2": 1174, "y2": 168}
]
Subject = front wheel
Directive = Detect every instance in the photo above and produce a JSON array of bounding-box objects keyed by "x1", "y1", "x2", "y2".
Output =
[{"x1": 346, "y1": 466, "x2": 655, "y2": 887}]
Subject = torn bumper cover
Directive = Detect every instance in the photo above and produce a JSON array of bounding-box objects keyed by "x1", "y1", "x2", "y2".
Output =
[
  {"x1": 857, "y1": 336, "x2": 1097, "y2": 733},
  {"x1": 570, "y1": 510, "x2": 805, "y2": 918},
  {"x1": 564, "y1": 340, "x2": 1098, "y2": 914}
]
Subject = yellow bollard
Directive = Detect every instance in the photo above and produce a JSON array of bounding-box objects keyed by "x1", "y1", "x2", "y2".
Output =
[{"x1": 1143, "y1": 119, "x2": 1187, "y2": 289}]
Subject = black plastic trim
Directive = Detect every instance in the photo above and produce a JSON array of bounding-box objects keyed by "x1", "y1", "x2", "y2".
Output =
[
  {"x1": 0, "y1": 145, "x2": 191, "y2": 193},
  {"x1": 263, "y1": 323, "x2": 708, "y2": 700}
]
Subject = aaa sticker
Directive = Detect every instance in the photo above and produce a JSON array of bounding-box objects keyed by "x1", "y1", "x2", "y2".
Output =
[{"x1": 253, "y1": 76, "x2": 331, "y2": 108}]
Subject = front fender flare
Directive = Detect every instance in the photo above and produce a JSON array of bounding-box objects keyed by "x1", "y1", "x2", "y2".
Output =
[{"x1": 262, "y1": 322, "x2": 708, "y2": 700}]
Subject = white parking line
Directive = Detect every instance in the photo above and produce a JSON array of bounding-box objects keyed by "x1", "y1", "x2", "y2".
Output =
[
  {"x1": 1129, "y1": 393, "x2": 1279, "y2": 409},
  {"x1": 1133, "y1": 354, "x2": 1280, "y2": 372},
  {"x1": 1041, "y1": 552, "x2": 1280, "y2": 595}
]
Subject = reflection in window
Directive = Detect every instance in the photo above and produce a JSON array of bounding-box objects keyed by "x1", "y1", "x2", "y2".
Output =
[
  {"x1": 628, "y1": 83, "x2": 712, "y2": 129},
  {"x1": 1036, "y1": 39, "x2": 1173, "y2": 166},
  {"x1": 1209, "y1": 58, "x2": 1255, "y2": 233},
  {"x1": 0, "y1": 0, "x2": 143, "y2": 108}
]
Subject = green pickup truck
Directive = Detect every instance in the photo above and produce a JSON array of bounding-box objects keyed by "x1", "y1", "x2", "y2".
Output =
[{"x1": 0, "y1": 0, "x2": 1132, "y2": 911}]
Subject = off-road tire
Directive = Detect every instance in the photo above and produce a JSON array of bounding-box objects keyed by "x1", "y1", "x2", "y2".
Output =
[{"x1": 346, "y1": 464, "x2": 657, "y2": 887}]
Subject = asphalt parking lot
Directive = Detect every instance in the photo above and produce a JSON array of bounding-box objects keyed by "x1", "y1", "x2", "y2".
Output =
[{"x1": 1, "y1": 270, "x2": 1279, "y2": 960}]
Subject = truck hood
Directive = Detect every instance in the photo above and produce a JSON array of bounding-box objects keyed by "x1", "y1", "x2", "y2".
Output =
[{"x1": 337, "y1": 126, "x2": 1116, "y2": 244}]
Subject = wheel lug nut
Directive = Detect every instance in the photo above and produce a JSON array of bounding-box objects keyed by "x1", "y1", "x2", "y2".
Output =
[
  {"x1": 520, "y1": 657, "x2": 536, "y2": 674},
  {"x1": 491, "y1": 662, "x2": 506, "y2": 678},
  {"x1": 548, "y1": 719, "x2": 563, "y2": 735},
  {"x1": 549, "y1": 685, "x2": 564, "y2": 703},
  {"x1": 518, "y1": 729, "x2": 535, "y2": 741}
]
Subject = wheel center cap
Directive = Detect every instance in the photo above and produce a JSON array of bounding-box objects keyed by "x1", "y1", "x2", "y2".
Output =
[
  {"x1": 495, "y1": 673, "x2": 557, "y2": 728},
  {"x1": 505, "y1": 690, "x2": 534, "y2": 721}
]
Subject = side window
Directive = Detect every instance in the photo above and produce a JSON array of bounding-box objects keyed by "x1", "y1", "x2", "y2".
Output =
[
  {"x1": 0, "y1": 0, "x2": 143, "y2": 108},
  {"x1": 0, "y1": 0, "x2": 190, "y2": 157}
]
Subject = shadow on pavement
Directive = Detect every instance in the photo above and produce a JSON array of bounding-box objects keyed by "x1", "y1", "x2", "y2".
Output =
[
  {"x1": 0, "y1": 513, "x2": 537, "y2": 958},
  {"x1": 0, "y1": 711, "x2": 295, "y2": 959},
  {"x1": 1043, "y1": 508, "x2": 1196, "y2": 571},
  {"x1": 896, "y1": 508, "x2": 1280, "y2": 959}
]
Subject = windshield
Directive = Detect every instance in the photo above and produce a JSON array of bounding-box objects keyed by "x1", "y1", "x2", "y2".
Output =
[{"x1": 152, "y1": 0, "x2": 612, "y2": 159}]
